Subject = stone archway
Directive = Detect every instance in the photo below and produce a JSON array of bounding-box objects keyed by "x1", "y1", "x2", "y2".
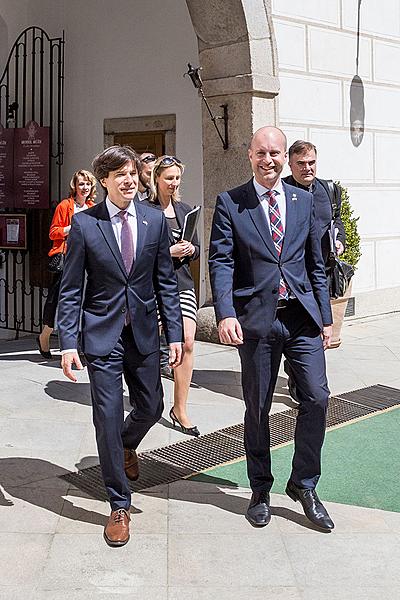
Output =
[{"x1": 185, "y1": 0, "x2": 279, "y2": 324}]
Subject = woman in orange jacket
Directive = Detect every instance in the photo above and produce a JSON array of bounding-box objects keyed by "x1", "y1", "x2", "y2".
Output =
[{"x1": 36, "y1": 169, "x2": 96, "y2": 359}]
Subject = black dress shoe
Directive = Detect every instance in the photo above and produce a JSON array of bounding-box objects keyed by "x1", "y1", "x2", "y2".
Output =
[
  {"x1": 245, "y1": 491, "x2": 271, "y2": 527},
  {"x1": 286, "y1": 480, "x2": 334, "y2": 531},
  {"x1": 36, "y1": 336, "x2": 53, "y2": 359}
]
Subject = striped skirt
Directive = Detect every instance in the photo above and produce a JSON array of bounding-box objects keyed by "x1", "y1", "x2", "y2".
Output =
[{"x1": 157, "y1": 288, "x2": 197, "y2": 326}]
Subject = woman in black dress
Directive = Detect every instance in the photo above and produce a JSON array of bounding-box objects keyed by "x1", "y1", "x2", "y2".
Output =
[{"x1": 147, "y1": 155, "x2": 200, "y2": 436}]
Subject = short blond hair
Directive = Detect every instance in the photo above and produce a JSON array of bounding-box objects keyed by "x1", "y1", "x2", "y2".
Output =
[{"x1": 69, "y1": 169, "x2": 97, "y2": 201}]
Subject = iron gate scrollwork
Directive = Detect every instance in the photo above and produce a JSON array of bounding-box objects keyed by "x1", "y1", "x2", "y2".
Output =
[{"x1": 0, "y1": 26, "x2": 64, "y2": 335}]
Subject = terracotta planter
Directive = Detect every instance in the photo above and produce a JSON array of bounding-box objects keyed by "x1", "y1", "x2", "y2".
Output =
[{"x1": 330, "y1": 280, "x2": 353, "y2": 349}]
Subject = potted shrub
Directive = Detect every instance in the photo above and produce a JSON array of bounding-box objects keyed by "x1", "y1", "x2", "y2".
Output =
[{"x1": 330, "y1": 182, "x2": 361, "y2": 348}]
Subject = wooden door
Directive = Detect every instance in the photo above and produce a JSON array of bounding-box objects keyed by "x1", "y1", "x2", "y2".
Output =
[{"x1": 113, "y1": 131, "x2": 165, "y2": 156}]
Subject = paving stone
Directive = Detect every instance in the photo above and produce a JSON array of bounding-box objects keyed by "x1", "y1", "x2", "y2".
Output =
[
  {"x1": 37, "y1": 533, "x2": 167, "y2": 590},
  {"x1": 283, "y1": 533, "x2": 400, "y2": 587},
  {"x1": 169, "y1": 587, "x2": 301, "y2": 600},
  {"x1": 168, "y1": 532, "x2": 296, "y2": 587}
]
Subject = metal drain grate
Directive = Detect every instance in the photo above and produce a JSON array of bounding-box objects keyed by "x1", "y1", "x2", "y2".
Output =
[
  {"x1": 336, "y1": 384, "x2": 400, "y2": 410},
  {"x1": 61, "y1": 384, "x2": 400, "y2": 498}
]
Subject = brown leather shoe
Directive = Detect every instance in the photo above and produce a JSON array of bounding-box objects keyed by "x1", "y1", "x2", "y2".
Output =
[
  {"x1": 124, "y1": 448, "x2": 139, "y2": 481},
  {"x1": 104, "y1": 508, "x2": 130, "y2": 547}
]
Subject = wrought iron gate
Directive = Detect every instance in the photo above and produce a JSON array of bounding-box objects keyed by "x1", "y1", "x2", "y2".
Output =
[{"x1": 0, "y1": 26, "x2": 64, "y2": 335}]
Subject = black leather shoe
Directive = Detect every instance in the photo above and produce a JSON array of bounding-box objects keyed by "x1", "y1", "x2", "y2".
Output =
[
  {"x1": 245, "y1": 491, "x2": 271, "y2": 527},
  {"x1": 286, "y1": 480, "x2": 334, "y2": 531}
]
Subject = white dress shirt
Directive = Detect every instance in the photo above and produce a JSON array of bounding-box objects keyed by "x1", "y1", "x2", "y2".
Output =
[
  {"x1": 106, "y1": 196, "x2": 137, "y2": 260},
  {"x1": 253, "y1": 177, "x2": 286, "y2": 233}
]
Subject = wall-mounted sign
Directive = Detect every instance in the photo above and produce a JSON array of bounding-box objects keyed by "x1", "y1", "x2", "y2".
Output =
[
  {"x1": 0, "y1": 213, "x2": 27, "y2": 250},
  {"x1": 0, "y1": 123, "x2": 15, "y2": 210},
  {"x1": 14, "y1": 121, "x2": 50, "y2": 208}
]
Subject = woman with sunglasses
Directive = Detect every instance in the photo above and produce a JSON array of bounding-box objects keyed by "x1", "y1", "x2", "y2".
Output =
[{"x1": 147, "y1": 155, "x2": 200, "y2": 436}]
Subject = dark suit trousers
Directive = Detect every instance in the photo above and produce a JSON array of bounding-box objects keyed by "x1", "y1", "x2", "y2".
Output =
[
  {"x1": 85, "y1": 325, "x2": 163, "y2": 511},
  {"x1": 238, "y1": 301, "x2": 329, "y2": 492}
]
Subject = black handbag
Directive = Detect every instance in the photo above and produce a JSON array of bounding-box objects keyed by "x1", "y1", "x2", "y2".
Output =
[
  {"x1": 327, "y1": 219, "x2": 354, "y2": 299},
  {"x1": 327, "y1": 257, "x2": 354, "y2": 299},
  {"x1": 48, "y1": 252, "x2": 65, "y2": 273}
]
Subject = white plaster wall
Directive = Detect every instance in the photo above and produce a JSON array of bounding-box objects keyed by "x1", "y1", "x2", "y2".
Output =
[
  {"x1": 272, "y1": 0, "x2": 400, "y2": 316},
  {"x1": 0, "y1": 0, "x2": 203, "y2": 209},
  {"x1": 0, "y1": 0, "x2": 205, "y2": 311}
]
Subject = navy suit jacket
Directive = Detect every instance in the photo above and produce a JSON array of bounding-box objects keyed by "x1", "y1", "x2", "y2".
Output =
[
  {"x1": 58, "y1": 199, "x2": 182, "y2": 356},
  {"x1": 283, "y1": 175, "x2": 346, "y2": 264},
  {"x1": 208, "y1": 179, "x2": 333, "y2": 340}
]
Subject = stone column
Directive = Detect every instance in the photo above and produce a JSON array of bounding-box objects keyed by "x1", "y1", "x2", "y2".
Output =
[{"x1": 185, "y1": 0, "x2": 279, "y2": 338}]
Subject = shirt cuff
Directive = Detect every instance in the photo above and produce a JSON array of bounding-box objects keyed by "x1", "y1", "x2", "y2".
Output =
[{"x1": 60, "y1": 349, "x2": 77, "y2": 355}]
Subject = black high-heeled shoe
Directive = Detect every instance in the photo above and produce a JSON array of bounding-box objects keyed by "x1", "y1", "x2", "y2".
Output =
[
  {"x1": 169, "y1": 408, "x2": 200, "y2": 437},
  {"x1": 36, "y1": 335, "x2": 53, "y2": 359}
]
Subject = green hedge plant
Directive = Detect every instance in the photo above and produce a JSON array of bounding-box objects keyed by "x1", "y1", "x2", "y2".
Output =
[{"x1": 337, "y1": 182, "x2": 361, "y2": 269}]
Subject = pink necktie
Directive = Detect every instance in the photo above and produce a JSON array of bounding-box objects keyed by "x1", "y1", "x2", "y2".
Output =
[
  {"x1": 118, "y1": 210, "x2": 134, "y2": 274},
  {"x1": 266, "y1": 191, "x2": 289, "y2": 300}
]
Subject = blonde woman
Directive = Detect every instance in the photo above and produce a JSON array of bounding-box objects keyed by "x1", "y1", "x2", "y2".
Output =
[
  {"x1": 146, "y1": 155, "x2": 200, "y2": 436},
  {"x1": 36, "y1": 170, "x2": 96, "y2": 358}
]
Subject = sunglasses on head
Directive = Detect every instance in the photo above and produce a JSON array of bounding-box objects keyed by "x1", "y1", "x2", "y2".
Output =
[
  {"x1": 158, "y1": 155, "x2": 182, "y2": 167},
  {"x1": 141, "y1": 154, "x2": 157, "y2": 164}
]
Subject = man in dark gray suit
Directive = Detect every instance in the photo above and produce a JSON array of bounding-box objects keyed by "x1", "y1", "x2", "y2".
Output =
[{"x1": 283, "y1": 140, "x2": 346, "y2": 401}]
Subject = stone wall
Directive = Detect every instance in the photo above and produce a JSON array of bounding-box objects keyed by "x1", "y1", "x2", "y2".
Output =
[{"x1": 272, "y1": 0, "x2": 400, "y2": 317}]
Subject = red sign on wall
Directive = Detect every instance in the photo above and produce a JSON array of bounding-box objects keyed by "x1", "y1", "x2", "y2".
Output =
[
  {"x1": 0, "y1": 123, "x2": 15, "y2": 210},
  {"x1": 13, "y1": 121, "x2": 50, "y2": 209}
]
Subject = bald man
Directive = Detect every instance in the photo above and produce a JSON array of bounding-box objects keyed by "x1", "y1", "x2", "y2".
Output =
[{"x1": 209, "y1": 126, "x2": 334, "y2": 531}]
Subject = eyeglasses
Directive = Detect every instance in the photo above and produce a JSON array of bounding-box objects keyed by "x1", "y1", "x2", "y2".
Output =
[
  {"x1": 158, "y1": 156, "x2": 182, "y2": 167},
  {"x1": 141, "y1": 154, "x2": 157, "y2": 164}
]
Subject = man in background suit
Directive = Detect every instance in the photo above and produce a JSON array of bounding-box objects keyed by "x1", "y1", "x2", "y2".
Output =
[
  {"x1": 209, "y1": 126, "x2": 334, "y2": 531},
  {"x1": 283, "y1": 140, "x2": 346, "y2": 402},
  {"x1": 58, "y1": 145, "x2": 182, "y2": 547}
]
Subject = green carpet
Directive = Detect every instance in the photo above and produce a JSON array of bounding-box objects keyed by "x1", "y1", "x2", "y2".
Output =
[{"x1": 193, "y1": 407, "x2": 400, "y2": 513}]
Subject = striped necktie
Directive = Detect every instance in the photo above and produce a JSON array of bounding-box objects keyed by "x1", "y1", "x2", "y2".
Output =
[{"x1": 265, "y1": 191, "x2": 289, "y2": 300}]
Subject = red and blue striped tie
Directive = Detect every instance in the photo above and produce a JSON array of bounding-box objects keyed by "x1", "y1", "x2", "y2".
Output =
[{"x1": 266, "y1": 191, "x2": 289, "y2": 300}]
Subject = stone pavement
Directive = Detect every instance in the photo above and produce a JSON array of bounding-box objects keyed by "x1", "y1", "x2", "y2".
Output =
[{"x1": 0, "y1": 313, "x2": 400, "y2": 599}]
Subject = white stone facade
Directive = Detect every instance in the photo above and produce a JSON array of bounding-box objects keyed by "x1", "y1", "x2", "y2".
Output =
[{"x1": 272, "y1": 0, "x2": 400, "y2": 316}]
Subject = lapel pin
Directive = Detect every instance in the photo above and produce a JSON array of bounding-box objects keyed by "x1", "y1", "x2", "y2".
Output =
[
  {"x1": 292, "y1": 193, "x2": 297, "y2": 201},
  {"x1": 142, "y1": 220, "x2": 148, "y2": 225}
]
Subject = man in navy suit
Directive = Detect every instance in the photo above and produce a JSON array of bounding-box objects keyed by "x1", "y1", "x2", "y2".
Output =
[
  {"x1": 58, "y1": 146, "x2": 182, "y2": 546},
  {"x1": 209, "y1": 127, "x2": 334, "y2": 530}
]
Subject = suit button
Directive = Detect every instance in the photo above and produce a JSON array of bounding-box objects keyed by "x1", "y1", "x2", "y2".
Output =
[
  {"x1": 272, "y1": 288, "x2": 278, "y2": 294},
  {"x1": 121, "y1": 307, "x2": 126, "y2": 313}
]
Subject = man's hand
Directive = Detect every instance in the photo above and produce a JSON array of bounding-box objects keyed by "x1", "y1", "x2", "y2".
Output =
[
  {"x1": 321, "y1": 325, "x2": 333, "y2": 350},
  {"x1": 169, "y1": 342, "x2": 183, "y2": 368},
  {"x1": 61, "y1": 351, "x2": 84, "y2": 382},
  {"x1": 335, "y1": 240, "x2": 344, "y2": 256},
  {"x1": 218, "y1": 317, "x2": 244, "y2": 345}
]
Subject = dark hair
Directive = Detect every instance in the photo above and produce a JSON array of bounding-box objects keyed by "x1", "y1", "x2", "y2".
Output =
[
  {"x1": 92, "y1": 145, "x2": 141, "y2": 181},
  {"x1": 288, "y1": 140, "x2": 317, "y2": 160}
]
